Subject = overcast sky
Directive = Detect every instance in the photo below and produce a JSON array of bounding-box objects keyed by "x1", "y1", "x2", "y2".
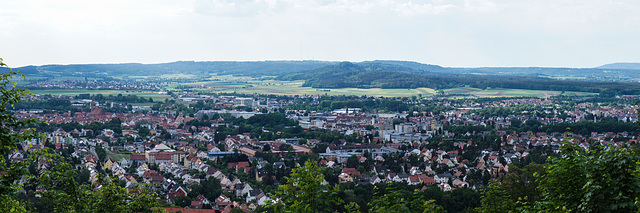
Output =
[{"x1": 1, "y1": 0, "x2": 639, "y2": 68}]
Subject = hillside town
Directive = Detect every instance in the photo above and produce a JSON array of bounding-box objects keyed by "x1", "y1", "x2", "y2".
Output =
[{"x1": 6, "y1": 92, "x2": 639, "y2": 212}]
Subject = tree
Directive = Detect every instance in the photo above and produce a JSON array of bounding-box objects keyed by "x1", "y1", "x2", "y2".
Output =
[
  {"x1": 265, "y1": 160, "x2": 343, "y2": 212},
  {"x1": 525, "y1": 142, "x2": 640, "y2": 212},
  {"x1": 76, "y1": 168, "x2": 92, "y2": 185},
  {"x1": 0, "y1": 59, "x2": 163, "y2": 213},
  {"x1": 0, "y1": 58, "x2": 42, "y2": 213},
  {"x1": 95, "y1": 144, "x2": 107, "y2": 162},
  {"x1": 189, "y1": 177, "x2": 222, "y2": 202},
  {"x1": 369, "y1": 183, "x2": 445, "y2": 213},
  {"x1": 174, "y1": 195, "x2": 192, "y2": 207}
]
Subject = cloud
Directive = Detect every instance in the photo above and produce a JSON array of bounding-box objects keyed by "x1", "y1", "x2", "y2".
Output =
[
  {"x1": 193, "y1": 0, "x2": 273, "y2": 16},
  {"x1": 1, "y1": 0, "x2": 640, "y2": 67}
]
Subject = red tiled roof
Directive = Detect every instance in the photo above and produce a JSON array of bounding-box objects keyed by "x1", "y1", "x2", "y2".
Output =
[
  {"x1": 162, "y1": 208, "x2": 216, "y2": 213},
  {"x1": 130, "y1": 154, "x2": 145, "y2": 161}
]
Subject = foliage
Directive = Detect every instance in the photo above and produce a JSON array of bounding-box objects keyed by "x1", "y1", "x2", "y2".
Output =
[
  {"x1": 526, "y1": 142, "x2": 640, "y2": 212},
  {"x1": 279, "y1": 62, "x2": 451, "y2": 89},
  {"x1": 188, "y1": 176, "x2": 222, "y2": 202},
  {"x1": 10, "y1": 98, "x2": 79, "y2": 113},
  {"x1": 75, "y1": 93, "x2": 153, "y2": 103},
  {"x1": 369, "y1": 183, "x2": 445, "y2": 213},
  {"x1": 265, "y1": 160, "x2": 343, "y2": 212},
  {"x1": 0, "y1": 58, "x2": 42, "y2": 212},
  {"x1": 174, "y1": 195, "x2": 192, "y2": 208},
  {"x1": 474, "y1": 164, "x2": 545, "y2": 213},
  {"x1": 1, "y1": 59, "x2": 163, "y2": 213},
  {"x1": 420, "y1": 187, "x2": 482, "y2": 213},
  {"x1": 279, "y1": 61, "x2": 640, "y2": 93}
]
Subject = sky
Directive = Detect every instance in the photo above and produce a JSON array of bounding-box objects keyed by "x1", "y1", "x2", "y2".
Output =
[{"x1": 1, "y1": 0, "x2": 640, "y2": 68}]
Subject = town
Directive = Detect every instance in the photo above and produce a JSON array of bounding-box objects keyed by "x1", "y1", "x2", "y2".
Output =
[{"x1": 7, "y1": 90, "x2": 640, "y2": 212}]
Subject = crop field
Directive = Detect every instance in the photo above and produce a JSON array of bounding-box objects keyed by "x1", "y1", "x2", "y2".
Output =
[
  {"x1": 29, "y1": 89, "x2": 124, "y2": 96},
  {"x1": 447, "y1": 88, "x2": 596, "y2": 97},
  {"x1": 29, "y1": 89, "x2": 171, "y2": 101},
  {"x1": 178, "y1": 78, "x2": 438, "y2": 97},
  {"x1": 443, "y1": 87, "x2": 483, "y2": 94},
  {"x1": 24, "y1": 73, "x2": 598, "y2": 99}
]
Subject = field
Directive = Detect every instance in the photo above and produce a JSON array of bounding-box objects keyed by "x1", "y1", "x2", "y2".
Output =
[
  {"x1": 444, "y1": 87, "x2": 596, "y2": 97},
  {"x1": 24, "y1": 74, "x2": 598, "y2": 98},
  {"x1": 178, "y1": 78, "x2": 438, "y2": 97},
  {"x1": 29, "y1": 89, "x2": 172, "y2": 102},
  {"x1": 107, "y1": 154, "x2": 130, "y2": 161}
]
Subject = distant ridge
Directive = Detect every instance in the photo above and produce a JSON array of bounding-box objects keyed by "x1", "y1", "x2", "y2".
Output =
[
  {"x1": 597, "y1": 63, "x2": 640, "y2": 70},
  {"x1": 7, "y1": 60, "x2": 640, "y2": 83},
  {"x1": 278, "y1": 61, "x2": 446, "y2": 88}
]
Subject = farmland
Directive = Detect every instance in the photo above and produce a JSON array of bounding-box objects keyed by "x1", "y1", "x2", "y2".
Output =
[
  {"x1": 443, "y1": 87, "x2": 596, "y2": 97},
  {"x1": 27, "y1": 75, "x2": 598, "y2": 98}
]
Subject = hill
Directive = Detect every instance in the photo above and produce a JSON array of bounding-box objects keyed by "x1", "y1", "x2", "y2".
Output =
[
  {"x1": 7, "y1": 60, "x2": 640, "y2": 95},
  {"x1": 279, "y1": 61, "x2": 640, "y2": 95},
  {"x1": 278, "y1": 62, "x2": 454, "y2": 89},
  {"x1": 8, "y1": 61, "x2": 336, "y2": 78},
  {"x1": 597, "y1": 63, "x2": 640, "y2": 70}
]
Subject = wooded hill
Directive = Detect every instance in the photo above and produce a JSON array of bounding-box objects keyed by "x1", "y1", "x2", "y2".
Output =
[
  {"x1": 0, "y1": 61, "x2": 335, "y2": 78},
  {"x1": 279, "y1": 61, "x2": 640, "y2": 95},
  {"x1": 6, "y1": 60, "x2": 640, "y2": 95},
  {"x1": 5, "y1": 60, "x2": 640, "y2": 79}
]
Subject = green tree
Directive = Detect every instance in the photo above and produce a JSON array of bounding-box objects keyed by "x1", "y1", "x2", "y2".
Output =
[
  {"x1": 265, "y1": 160, "x2": 343, "y2": 212},
  {"x1": 174, "y1": 195, "x2": 192, "y2": 208},
  {"x1": 522, "y1": 142, "x2": 640, "y2": 212},
  {"x1": 369, "y1": 184, "x2": 445, "y2": 213},
  {"x1": 95, "y1": 145, "x2": 107, "y2": 162},
  {"x1": 0, "y1": 59, "x2": 163, "y2": 213},
  {"x1": 189, "y1": 177, "x2": 222, "y2": 202},
  {"x1": 0, "y1": 58, "x2": 42, "y2": 213},
  {"x1": 475, "y1": 163, "x2": 545, "y2": 213}
]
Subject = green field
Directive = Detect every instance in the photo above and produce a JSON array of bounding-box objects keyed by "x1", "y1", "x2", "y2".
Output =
[
  {"x1": 25, "y1": 74, "x2": 598, "y2": 98},
  {"x1": 444, "y1": 87, "x2": 596, "y2": 97},
  {"x1": 443, "y1": 87, "x2": 483, "y2": 94},
  {"x1": 29, "y1": 89, "x2": 172, "y2": 101},
  {"x1": 107, "y1": 154, "x2": 130, "y2": 161},
  {"x1": 172, "y1": 76, "x2": 438, "y2": 97},
  {"x1": 29, "y1": 89, "x2": 124, "y2": 96}
]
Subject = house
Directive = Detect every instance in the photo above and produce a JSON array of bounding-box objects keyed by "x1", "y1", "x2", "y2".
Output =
[
  {"x1": 236, "y1": 183, "x2": 253, "y2": 198},
  {"x1": 162, "y1": 208, "x2": 216, "y2": 213},
  {"x1": 194, "y1": 194, "x2": 211, "y2": 206},
  {"x1": 85, "y1": 155, "x2": 98, "y2": 168},
  {"x1": 167, "y1": 185, "x2": 188, "y2": 201},
  {"x1": 130, "y1": 154, "x2": 146, "y2": 165},
  {"x1": 388, "y1": 173, "x2": 408, "y2": 183},
  {"x1": 339, "y1": 173, "x2": 353, "y2": 183},
  {"x1": 9, "y1": 152, "x2": 23, "y2": 162},
  {"x1": 190, "y1": 201, "x2": 203, "y2": 209},
  {"x1": 408, "y1": 175, "x2": 421, "y2": 185},
  {"x1": 418, "y1": 174, "x2": 435, "y2": 184},
  {"x1": 119, "y1": 158, "x2": 130, "y2": 168},
  {"x1": 245, "y1": 190, "x2": 270, "y2": 205},
  {"x1": 435, "y1": 173, "x2": 451, "y2": 183},
  {"x1": 342, "y1": 168, "x2": 361, "y2": 178},
  {"x1": 228, "y1": 161, "x2": 251, "y2": 173},
  {"x1": 215, "y1": 194, "x2": 230, "y2": 204},
  {"x1": 370, "y1": 176, "x2": 383, "y2": 185},
  {"x1": 104, "y1": 158, "x2": 115, "y2": 170},
  {"x1": 143, "y1": 170, "x2": 164, "y2": 188},
  {"x1": 438, "y1": 182, "x2": 452, "y2": 191}
]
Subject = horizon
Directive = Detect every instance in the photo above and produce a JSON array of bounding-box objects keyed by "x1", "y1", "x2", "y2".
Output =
[{"x1": 3, "y1": 59, "x2": 637, "y2": 69}]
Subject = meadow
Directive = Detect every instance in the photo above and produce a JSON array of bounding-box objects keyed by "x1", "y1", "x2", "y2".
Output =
[
  {"x1": 29, "y1": 89, "x2": 172, "y2": 102},
  {"x1": 25, "y1": 74, "x2": 598, "y2": 99},
  {"x1": 444, "y1": 87, "x2": 596, "y2": 97}
]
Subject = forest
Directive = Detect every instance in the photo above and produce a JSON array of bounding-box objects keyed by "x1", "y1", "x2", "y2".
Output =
[{"x1": 279, "y1": 62, "x2": 640, "y2": 94}]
